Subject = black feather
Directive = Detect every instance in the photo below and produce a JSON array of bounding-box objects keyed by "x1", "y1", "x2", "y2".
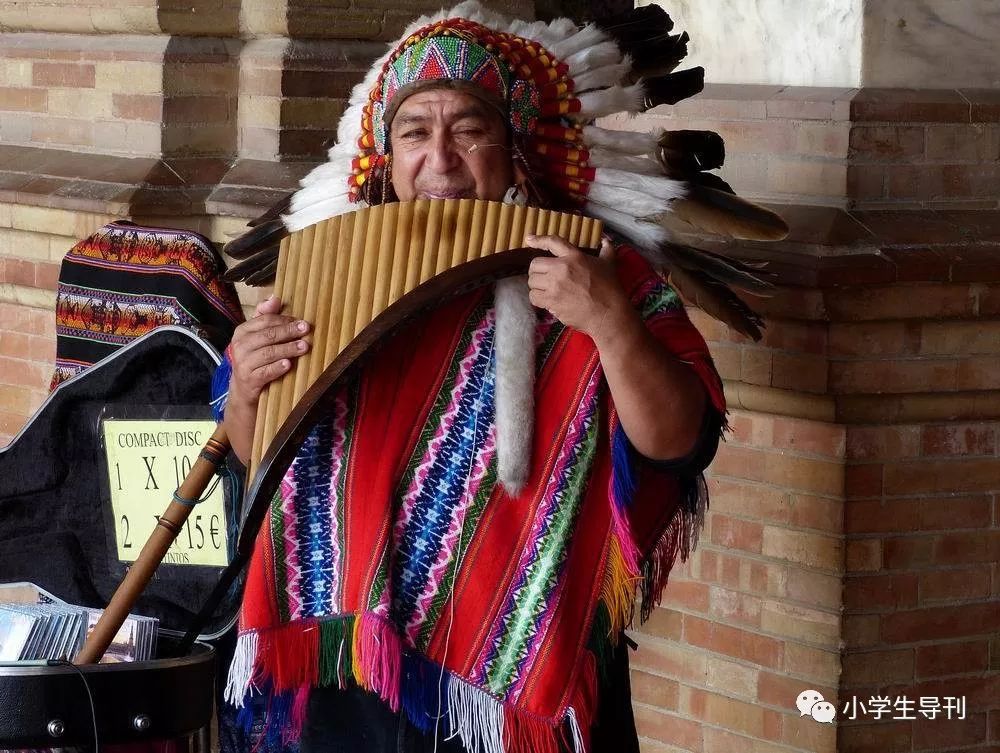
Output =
[
  {"x1": 244, "y1": 258, "x2": 279, "y2": 287},
  {"x1": 658, "y1": 130, "x2": 725, "y2": 174},
  {"x1": 248, "y1": 193, "x2": 292, "y2": 228},
  {"x1": 687, "y1": 172, "x2": 735, "y2": 195},
  {"x1": 595, "y1": 4, "x2": 674, "y2": 42},
  {"x1": 223, "y1": 245, "x2": 280, "y2": 284},
  {"x1": 223, "y1": 218, "x2": 288, "y2": 259},
  {"x1": 641, "y1": 67, "x2": 705, "y2": 111},
  {"x1": 664, "y1": 243, "x2": 774, "y2": 293},
  {"x1": 626, "y1": 32, "x2": 690, "y2": 79}
]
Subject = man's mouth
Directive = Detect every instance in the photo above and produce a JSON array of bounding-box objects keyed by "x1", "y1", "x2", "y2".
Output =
[{"x1": 416, "y1": 188, "x2": 476, "y2": 200}]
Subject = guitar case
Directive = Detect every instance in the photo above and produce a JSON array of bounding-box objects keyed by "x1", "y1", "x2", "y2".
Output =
[{"x1": 0, "y1": 326, "x2": 243, "y2": 748}]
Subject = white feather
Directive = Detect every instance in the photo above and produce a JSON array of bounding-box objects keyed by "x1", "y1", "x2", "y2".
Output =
[
  {"x1": 588, "y1": 147, "x2": 661, "y2": 174},
  {"x1": 593, "y1": 168, "x2": 686, "y2": 200},
  {"x1": 583, "y1": 200, "x2": 669, "y2": 253},
  {"x1": 283, "y1": 194, "x2": 357, "y2": 232},
  {"x1": 550, "y1": 24, "x2": 607, "y2": 60},
  {"x1": 572, "y1": 58, "x2": 631, "y2": 92},
  {"x1": 493, "y1": 276, "x2": 535, "y2": 495},
  {"x1": 563, "y1": 41, "x2": 621, "y2": 76},
  {"x1": 587, "y1": 183, "x2": 667, "y2": 216},
  {"x1": 576, "y1": 83, "x2": 643, "y2": 119},
  {"x1": 582, "y1": 125, "x2": 660, "y2": 154}
]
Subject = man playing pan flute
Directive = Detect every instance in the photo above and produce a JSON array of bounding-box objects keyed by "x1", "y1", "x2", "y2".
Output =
[{"x1": 215, "y1": 3, "x2": 784, "y2": 751}]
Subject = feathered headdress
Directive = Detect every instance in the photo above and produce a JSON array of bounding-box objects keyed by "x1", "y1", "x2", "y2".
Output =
[{"x1": 226, "y1": 1, "x2": 787, "y2": 339}]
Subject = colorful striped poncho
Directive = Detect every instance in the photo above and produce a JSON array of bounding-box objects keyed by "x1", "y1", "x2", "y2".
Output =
[{"x1": 222, "y1": 245, "x2": 725, "y2": 753}]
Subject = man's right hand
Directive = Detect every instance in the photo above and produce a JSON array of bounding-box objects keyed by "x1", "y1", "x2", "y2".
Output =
[{"x1": 224, "y1": 295, "x2": 310, "y2": 463}]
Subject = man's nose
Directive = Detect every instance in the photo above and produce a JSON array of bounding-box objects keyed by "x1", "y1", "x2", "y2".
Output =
[{"x1": 426, "y1": 132, "x2": 461, "y2": 172}]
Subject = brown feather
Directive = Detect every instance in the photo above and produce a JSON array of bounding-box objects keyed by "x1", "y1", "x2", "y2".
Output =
[
  {"x1": 667, "y1": 185, "x2": 789, "y2": 241},
  {"x1": 666, "y1": 265, "x2": 764, "y2": 341},
  {"x1": 223, "y1": 245, "x2": 279, "y2": 285},
  {"x1": 662, "y1": 243, "x2": 774, "y2": 293}
]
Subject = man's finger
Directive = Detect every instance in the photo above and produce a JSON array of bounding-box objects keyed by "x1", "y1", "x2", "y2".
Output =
[
  {"x1": 254, "y1": 295, "x2": 284, "y2": 317},
  {"x1": 239, "y1": 314, "x2": 309, "y2": 338},
  {"x1": 525, "y1": 233, "x2": 579, "y2": 258},
  {"x1": 528, "y1": 256, "x2": 554, "y2": 275},
  {"x1": 243, "y1": 337, "x2": 309, "y2": 372}
]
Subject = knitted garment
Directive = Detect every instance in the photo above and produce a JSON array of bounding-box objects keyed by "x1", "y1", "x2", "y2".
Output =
[
  {"x1": 223, "y1": 246, "x2": 725, "y2": 753},
  {"x1": 50, "y1": 221, "x2": 244, "y2": 389}
]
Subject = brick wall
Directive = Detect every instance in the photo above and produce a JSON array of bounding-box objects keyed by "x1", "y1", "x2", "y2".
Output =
[
  {"x1": 1, "y1": 5, "x2": 998, "y2": 753},
  {"x1": 607, "y1": 85, "x2": 1000, "y2": 211}
]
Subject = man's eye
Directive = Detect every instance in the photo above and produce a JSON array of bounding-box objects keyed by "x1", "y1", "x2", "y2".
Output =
[{"x1": 400, "y1": 129, "x2": 427, "y2": 140}]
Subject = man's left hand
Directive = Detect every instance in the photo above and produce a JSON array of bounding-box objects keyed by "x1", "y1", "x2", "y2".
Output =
[{"x1": 525, "y1": 234, "x2": 634, "y2": 343}]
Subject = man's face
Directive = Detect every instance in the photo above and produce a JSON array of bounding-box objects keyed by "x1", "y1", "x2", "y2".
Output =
[{"x1": 388, "y1": 88, "x2": 513, "y2": 202}]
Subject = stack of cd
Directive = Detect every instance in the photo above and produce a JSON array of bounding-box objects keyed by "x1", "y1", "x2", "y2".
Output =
[{"x1": 0, "y1": 582, "x2": 158, "y2": 663}]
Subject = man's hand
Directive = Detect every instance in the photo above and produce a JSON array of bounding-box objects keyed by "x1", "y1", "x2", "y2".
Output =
[
  {"x1": 224, "y1": 295, "x2": 310, "y2": 463},
  {"x1": 525, "y1": 234, "x2": 633, "y2": 343},
  {"x1": 526, "y1": 234, "x2": 707, "y2": 461}
]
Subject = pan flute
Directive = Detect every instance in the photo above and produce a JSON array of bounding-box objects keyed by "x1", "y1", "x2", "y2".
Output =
[{"x1": 249, "y1": 198, "x2": 603, "y2": 472}]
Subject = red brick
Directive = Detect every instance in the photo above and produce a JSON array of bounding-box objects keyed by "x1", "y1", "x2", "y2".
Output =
[
  {"x1": 846, "y1": 539, "x2": 882, "y2": 571},
  {"x1": 701, "y1": 728, "x2": 755, "y2": 753},
  {"x1": 844, "y1": 574, "x2": 918, "y2": 610},
  {"x1": 0, "y1": 87, "x2": 47, "y2": 112},
  {"x1": 0, "y1": 331, "x2": 30, "y2": 359},
  {"x1": 0, "y1": 356, "x2": 49, "y2": 390},
  {"x1": 826, "y1": 284, "x2": 976, "y2": 321},
  {"x1": 915, "y1": 640, "x2": 990, "y2": 678},
  {"x1": 113, "y1": 94, "x2": 163, "y2": 121},
  {"x1": 770, "y1": 351, "x2": 827, "y2": 393},
  {"x1": 913, "y1": 714, "x2": 988, "y2": 750},
  {"x1": 843, "y1": 614, "x2": 880, "y2": 647},
  {"x1": 35, "y1": 261, "x2": 59, "y2": 290},
  {"x1": 883, "y1": 536, "x2": 936, "y2": 569},
  {"x1": 846, "y1": 426, "x2": 921, "y2": 461},
  {"x1": 919, "y1": 496, "x2": 993, "y2": 530},
  {"x1": 899, "y1": 673, "x2": 1000, "y2": 710},
  {"x1": 633, "y1": 704, "x2": 703, "y2": 750},
  {"x1": 837, "y1": 721, "x2": 911, "y2": 752},
  {"x1": 709, "y1": 515, "x2": 764, "y2": 554},
  {"x1": 32, "y1": 62, "x2": 95, "y2": 88},
  {"x1": 660, "y1": 579, "x2": 710, "y2": 613},
  {"x1": 683, "y1": 615, "x2": 784, "y2": 668},
  {"x1": 771, "y1": 419, "x2": 844, "y2": 458},
  {"x1": 757, "y1": 671, "x2": 835, "y2": 711},
  {"x1": 884, "y1": 459, "x2": 999, "y2": 494},
  {"x1": 882, "y1": 603, "x2": 1000, "y2": 643},
  {"x1": 846, "y1": 499, "x2": 920, "y2": 534},
  {"x1": 4, "y1": 258, "x2": 34, "y2": 286},
  {"x1": 831, "y1": 358, "x2": 959, "y2": 394},
  {"x1": 708, "y1": 586, "x2": 762, "y2": 627},
  {"x1": 787, "y1": 493, "x2": 842, "y2": 533},
  {"x1": 920, "y1": 566, "x2": 990, "y2": 605},
  {"x1": 639, "y1": 607, "x2": 683, "y2": 642},
  {"x1": 629, "y1": 670, "x2": 679, "y2": 710},
  {"x1": 849, "y1": 125, "x2": 925, "y2": 160},
  {"x1": 989, "y1": 709, "x2": 1000, "y2": 741},
  {"x1": 845, "y1": 463, "x2": 883, "y2": 497},
  {"x1": 933, "y1": 531, "x2": 1000, "y2": 565}
]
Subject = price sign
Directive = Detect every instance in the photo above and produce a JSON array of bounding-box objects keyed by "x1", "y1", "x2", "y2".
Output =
[{"x1": 102, "y1": 419, "x2": 228, "y2": 567}]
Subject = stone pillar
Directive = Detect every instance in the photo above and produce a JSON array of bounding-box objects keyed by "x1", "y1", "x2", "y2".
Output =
[{"x1": 614, "y1": 3, "x2": 1000, "y2": 752}]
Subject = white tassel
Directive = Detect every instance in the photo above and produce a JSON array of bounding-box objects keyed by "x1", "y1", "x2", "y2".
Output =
[
  {"x1": 563, "y1": 41, "x2": 621, "y2": 76},
  {"x1": 224, "y1": 631, "x2": 258, "y2": 707},
  {"x1": 587, "y1": 147, "x2": 660, "y2": 175},
  {"x1": 593, "y1": 168, "x2": 686, "y2": 201},
  {"x1": 494, "y1": 276, "x2": 535, "y2": 495},
  {"x1": 566, "y1": 707, "x2": 587, "y2": 753},
  {"x1": 447, "y1": 676, "x2": 505, "y2": 753},
  {"x1": 572, "y1": 58, "x2": 631, "y2": 92},
  {"x1": 577, "y1": 84, "x2": 643, "y2": 119},
  {"x1": 549, "y1": 24, "x2": 608, "y2": 60},
  {"x1": 582, "y1": 125, "x2": 660, "y2": 155}
]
